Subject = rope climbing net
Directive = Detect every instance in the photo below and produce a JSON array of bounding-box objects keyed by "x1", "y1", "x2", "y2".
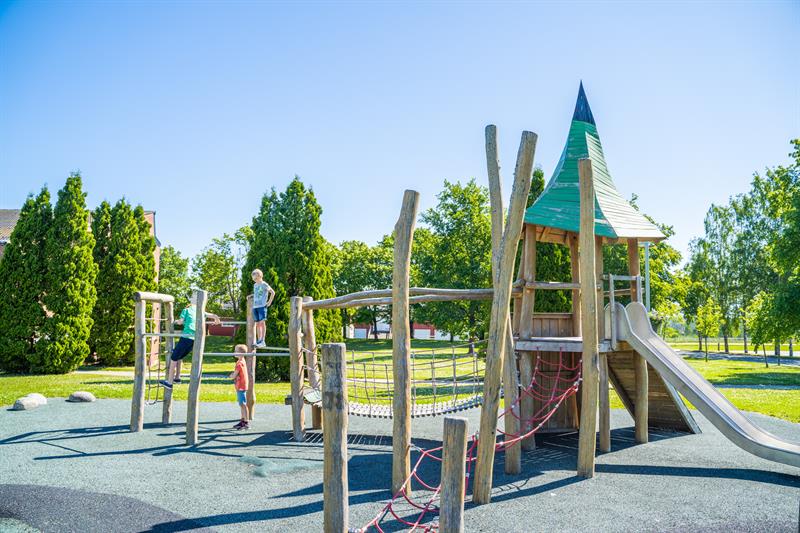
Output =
[
  {"x1": 301, "y1": 340, "x2": 487, "y2": 419},
  {"x1": 360, "y1": 349, "x2": 581, "y2": 532}
]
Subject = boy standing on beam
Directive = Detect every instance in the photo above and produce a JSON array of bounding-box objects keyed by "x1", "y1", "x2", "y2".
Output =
[{"x1": 251, "y1": 269, "x2": 275, "y2": 349}]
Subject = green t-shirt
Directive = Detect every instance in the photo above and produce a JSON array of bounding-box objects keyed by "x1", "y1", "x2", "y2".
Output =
[{"x1": 180, "y1": 307, "x2": 196, "y2": 339}]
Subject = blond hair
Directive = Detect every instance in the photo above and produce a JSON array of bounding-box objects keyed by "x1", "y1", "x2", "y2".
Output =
[
  {"x1": 251, "y1": 268, "x2": 263, "y2": 280},
  {"x1": 234, "y1": 344, "x2": 249, "y2": 354}
]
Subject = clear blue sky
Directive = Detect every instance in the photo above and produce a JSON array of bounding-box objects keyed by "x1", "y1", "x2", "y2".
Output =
[{"x1": 1, "y1": 1, "x2": 797, "y2": 262}]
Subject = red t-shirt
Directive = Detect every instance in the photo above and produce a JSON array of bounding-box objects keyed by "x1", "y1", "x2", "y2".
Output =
[{"x1": 234, "y1": 358, "x2": 248, "y2": 391}]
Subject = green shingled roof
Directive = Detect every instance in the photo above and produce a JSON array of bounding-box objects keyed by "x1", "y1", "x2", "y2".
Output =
[{"x1": 524, "y1": 84, "x2": 664, "y2": 241}]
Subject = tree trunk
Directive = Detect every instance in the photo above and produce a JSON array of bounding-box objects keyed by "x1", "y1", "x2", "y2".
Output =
[
  {"x1": 698, "y1": 332, "x2": 703, "y2": 352},
  {"x1": 762, "y1": 345, "x2": 769, "y2": 368},
  {"x1": 341, "y1": 309, "x2": 348, "y2": 339},
  {"x1": 774, "y1": 340, "x2": 780, "y2": 357},
  {"x1": 372, "y1": 315, "x2": 379, "y2": 340},
  {"x1": 743, "y1": 321, "x2": 748, "y2": 354},
  {"x1": 704, "y1": 337, "x2": 708, "y2": 363},
  {"x1": 723, "y1": 334, "x2": 729, "y2": 354},
  {"x1": 409, "y1": 320, "x2": 414, "y2": 339},
  {"x1": 789, "y1": 339, "x2": 794, "y2": 357}
]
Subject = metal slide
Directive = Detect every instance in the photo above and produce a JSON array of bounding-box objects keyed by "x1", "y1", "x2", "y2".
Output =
[{"x1": 610, "y1": 301, "x2": 800, "y2": 469}]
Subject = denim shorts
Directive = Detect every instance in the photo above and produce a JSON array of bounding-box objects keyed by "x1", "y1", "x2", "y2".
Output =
[
  {"x1": 171, "y1": 337, "x2": 194, "y2": 361},
  {"x1": 253, "y1": 306, "x2": 267, "y2": 322},
  {"x1": 236, "y1": 390, "x2": 247, "y2": 405}
]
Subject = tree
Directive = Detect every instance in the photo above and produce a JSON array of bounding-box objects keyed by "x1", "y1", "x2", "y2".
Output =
[
  {"x1": 242, "y1": 177, "x2": 341, "y2": 378},
  {"x1": 417, "y1": 179, "x2": 492, "y2": 339},
  {"x1": 159, "y1": 246, "x2": 191, "y2": 308},
  {"x1": 334, "y1": 240, "x2": 373, "y2": 338},
  {"x1": 34, "y1": 174, "x2": 98, "y2": 373},
  {"x1": 192, "y1": 227, "x2": 251, "y2": 315},
  {"x1": 90, "y1": 199, "x2": 155, "y2": 365},
  {"x1": 696, "y1": 297, "x2": 722, "y2": 362},
  {"x1": 0, "y1": 188, "x2": 52, "y2": 372},
  {"x1": 673, "y1": 269, "x2": 708, "y2": 350}
]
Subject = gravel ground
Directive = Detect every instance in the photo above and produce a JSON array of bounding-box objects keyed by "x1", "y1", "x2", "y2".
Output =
[{"x1": 1, "y1": 399, "x2": 798, "y2": 532}]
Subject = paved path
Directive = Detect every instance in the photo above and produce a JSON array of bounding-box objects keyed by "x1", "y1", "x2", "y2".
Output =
[
  {"x1": 680, "y1": 350, "x2": 800, "y2": 367},
  {"x1": 1, "y1": 400, "x2": 798, "y2": 532}
]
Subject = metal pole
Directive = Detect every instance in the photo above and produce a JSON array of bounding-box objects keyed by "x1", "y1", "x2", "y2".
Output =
[{"x1": 644, "y1": 241, "x2": 651, "y2": 311}]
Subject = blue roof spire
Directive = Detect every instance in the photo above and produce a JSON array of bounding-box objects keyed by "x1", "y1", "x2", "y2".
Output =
[{"x1": 572, "y1": 81, "x2": 596, "y2": 125}]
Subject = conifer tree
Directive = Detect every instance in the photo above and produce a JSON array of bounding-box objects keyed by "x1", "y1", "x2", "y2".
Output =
[
  {"x1": 33, "y1": 174, "x2": 97, "y2": 373},
  {"x1": 0, "y1": 188, "x2": 51, "y2": 372},
  {"x1": 89, "y1": 201, "x2": 113, "y2": 357},
  {"x1": 133, "y1": 205, "x2": 157, "y2": 294}
]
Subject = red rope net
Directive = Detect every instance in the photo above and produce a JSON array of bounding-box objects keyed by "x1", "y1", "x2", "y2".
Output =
[{"x1": 358, "y1": 349, "x2": 581, "y2": 532}]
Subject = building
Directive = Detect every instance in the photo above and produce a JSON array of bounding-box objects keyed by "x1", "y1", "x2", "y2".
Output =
[{"x1": 0, "y1": 209, "x2": 22, "y2": 260}]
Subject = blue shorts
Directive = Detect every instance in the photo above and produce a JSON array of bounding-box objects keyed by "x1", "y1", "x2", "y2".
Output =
[
  {"x1": 171, "y1": 337, "x2": 194, "y2": 361},
  {"x1": 253, "y1": 306, "x2": 267, "y2": 322},
  {"x1": 236, "y1": 390, "x2": 247, "y2": 405}
]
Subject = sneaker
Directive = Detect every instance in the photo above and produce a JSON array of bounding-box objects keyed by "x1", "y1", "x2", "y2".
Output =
[
  {"x1": 173, "y1": 377, "x2": 182, "y2": 384},
  {"x1": 239, "y1": 422, "x2": 250, "y2": 430},
  {"x1": 255, "y1": 341, "x2": 267, "y2": 349},
  {"x1": 159, "y1": 380, "x2": 173, "y2": 389},
  {"x1": 233, "y1": 420, "x2": 245, "y2": 429}
]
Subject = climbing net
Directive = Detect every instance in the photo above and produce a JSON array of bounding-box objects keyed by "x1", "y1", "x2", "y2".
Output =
[
  {"x1": 301, "y1": 341, "x2": 486, "y2": 418},
  {"x1": 359, "y1": 349, "x2": 581, "y2": 532}
]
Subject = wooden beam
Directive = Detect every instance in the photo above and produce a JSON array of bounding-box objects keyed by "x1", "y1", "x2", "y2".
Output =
[
  {"x1": 289, "y1": 296, "x2": 305, "y2": 442},
  {"x1": 322, "y1": 343, "x2": 349, "y2": 533},
  {"x1": 439, "y1": 416, "x2": 468, "y2": 533},
  {"x1": 519, "y1": 224, "x2": 537, "y2": 451},
  {"x1": 628, "y1": 238, "x2": 648, "y2": 443},
  {"x1": 186, "y1": 290, "x2": 208, "y2": 445},
  {"x1": 392, "y1": 189, "x2": 419, "y2": 495},
  {"x1": 627, "y1": 238, "x2": 640, "y2": 303},
  {"x1": 596, "y1": 235, "x2": 605, "y2": 340},
  {"x1": 577, "y1": 159, "x2": 599, "y2": 478},
  {"x1": 130, "y1": 299, "x2": 147, "y2": 432},
  {"x1": 161, "y1": 301, "x2": 175, "y2": 424},
  {"x1": 598, "y1": 353, "x2": 611, "y2": 453},
  {"x1": 569, "y1": 233, "x2": 581, "y2": 337},
  {"x1": 245, "y1": 294, "x2": 256, "y2": 420},
  {"x1": 485, "y1": 124, "x2": 520, "y2": 475},
  {"x1": 303, "y1": 296, "x2": 322, "y2": 430},
  {"x1": 133, "y1": 291, "x2": 175, "y2": 304},
  {"x1": 473, "y1": 129, "x2": 536, "y2": 505}
]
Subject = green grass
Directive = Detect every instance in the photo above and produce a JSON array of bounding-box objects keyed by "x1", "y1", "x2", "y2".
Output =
[{"x1": 3, "y1": 338, "x2": 799, "y2": 422}]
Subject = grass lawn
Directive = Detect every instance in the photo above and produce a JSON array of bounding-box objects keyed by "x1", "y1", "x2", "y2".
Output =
[{"x1": 3, "y1": 338, "x2": 799, "y2": 422}]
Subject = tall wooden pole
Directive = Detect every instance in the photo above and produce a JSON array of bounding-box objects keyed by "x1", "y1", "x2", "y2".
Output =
[
  {"x1": 322, "y1": 343, "x2": 349, "y2": 533},
  {"x1": 245, "y1": 294, "x2": 256, "y2": 420},
  {"x1": 186, "y1": 289, "x2": 208, "y2": 446},
  {"x1": 628, "y1": 238, "x2": 648, "y2": 444},
  {"x1": 303, "y1": 296, "x2": 322, "y2": 430},
  {"x1": 439, "y1": 416, "x2": 468, "y2": 533},
  {"x1": 569, "y1": 234, "x2": 581, "y2": 337},
  {"x1": 576, "y1": 159, "x2": 599, "y2": 478},
  {"x1": 473, "y1": 130, "x2": 536, "y2": 505},
  {"x1": 596, "y1": 237, "x2": 610, "y2": 452},
  {"x1": 130, "y1": 299, "x2": 147, "y2": 432},
  {"x1": 485, "y1": 124, "x2": 521, "y2": 475},
  {"x1": 518, "y1": 224, "x2": 537, "y2": 450},
  {"x1": 161, "y1": 300, "x2": 175, "y2": 424},
  {"x1": 289, "y1": 296, "x2": 305, "y2": 442},
  {"x1": 392, "y1": 189, "x2": 419, "y2": 494}
]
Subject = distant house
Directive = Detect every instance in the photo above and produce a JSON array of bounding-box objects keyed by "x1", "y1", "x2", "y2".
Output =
[
  {"x1": 352, "y1": 320, "x2": 461, "y2": 341},
  {"x1": 0, "y1": 209, "x2": 22, "y2": 260}
]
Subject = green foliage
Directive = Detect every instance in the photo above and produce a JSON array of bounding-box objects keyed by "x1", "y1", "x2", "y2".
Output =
[
  {"x1": 696, "y1": 296, "x2": 722, "y2": 361},
  {"x1": 416, "y1": 179, "x2": 491, "y2": 338},
  {"x1": 159, "y1": 246, "x2": 191, "y2": 308},
  {"x1": 0, "y1": 188, "x2": 52, "y2": 372},
  {"x1": 242, "y1": 177, "x2": 341, "y2": 379},
  {"x1": 192, "y1": 227, "x2": 250, "y2": 315},
  {"x1": 33, "y1": 174, "x2": 98, "y2": 374},
  {"x1": 90, "y1": 199, "x2": 155, "y2": 365}
]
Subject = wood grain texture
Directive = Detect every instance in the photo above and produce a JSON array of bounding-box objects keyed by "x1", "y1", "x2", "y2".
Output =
[
  {"x1": 322, "y1": 343, "x2": 349, "y2": 533},
  {"x1": 130, "y1": 300, "x2": 147, "y2": 432},
  {"x1": 289, "y1": 296, "x2": 305, "y2": 442},
  {"x1": 392, "y1": 190, "x2": 419, "y2": 494},
  {"x1": 519, "y1": 224, "x2": 537, "y2": 451},
  {"x1": 569, "y1": 234, "x2": 581, "y2": 337},
  {"x1": 440, "y1": 416, "x2": 468, "y2": 533},
  {"x1": 473, "y1": 130, "x2": 536, "y2": 505},
  {"x1": 634, "y1": 351, "x2": 649, "y2": 443},
  {"x1": 186, "y1": 290, "x2": 208, "y2": 445},
  {"x1": 577, "y1": 158, "x2": 599, "y2": 478},
  {"x1": 627, "y1": 238, "x2": 640, "y2": 303},
  {"x1": 598, "y1": 352, "x2": 610, "y2": 452}
]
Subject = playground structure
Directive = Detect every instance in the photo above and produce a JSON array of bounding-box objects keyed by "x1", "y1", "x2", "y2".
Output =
[{"x1": 284, "y1": 84, "x2": 800, "y2": 530}]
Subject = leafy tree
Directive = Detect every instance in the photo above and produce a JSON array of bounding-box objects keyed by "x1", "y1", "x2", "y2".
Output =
[
  {"x1": 696, "y1": 297, "x2": 722, "y2": 362},
  {"x1": 0, "y1": 188, "x2": 52, "y2": 372},
  {"x1": 193, "y1": 227, "x2": 251, "y2": 315},
  {"x1": 242, "y1": 177, "x2": 341, "y2": 379},
  {"x1": 673, "y1": 269, "x2": 708, "y2": 350},
  {"x1": 159, "y1": 245, "x2": 191, "y2": 308},
  {"x1": 34, "y1": 174, "x2": 98, "y2": 373},
  {"x1": 89, "y1": 201, "x2": 113, "y2": 358},
  {"x1": 334, "y1": 240, "x2": 373, "y2": 338},
  {"x1": 133, "y1": 205, "x2": 157, "y2": 295}
]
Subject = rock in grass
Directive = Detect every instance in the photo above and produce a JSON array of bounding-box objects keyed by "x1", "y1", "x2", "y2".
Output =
[
  {"x1": 25, "y1": 393, "x2": 47, "y2": 405},
  {"x1": 12, "y1": 396, "x2": 43, "y2": 411},
  {"x1": 67, "y1": 391, "x2": 97, "y2": 403}
]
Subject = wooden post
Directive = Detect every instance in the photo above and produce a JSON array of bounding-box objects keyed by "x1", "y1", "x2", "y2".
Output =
[
  {"x1": 130, "y1": 299, "x2": 147, "y2": 432},
  {"x1": 186, "y1": 290, "x2": 208, "y2": 445},
  {"x1": 439, "y1": 416, "x2": 468, "y2": 533},
  {"x1": 246, "y1": 294, "x2": 256, "y2": 420},
  {"x1": 322, "y1": 343, "x2": 349, "y2": 533},
  {"x1": 569, "y1": 233, "x2": 581, "y2": 337},
  {"x1": 161, "y1": 301, "x2": 175, "y2": 424},
  {"x1": 519, "y1": 224, "x2": 537, "y2": 451},
  {"x1": 289, "y1": 296, "x2": 305, "y2": 442},
  {"x1": 473, "y1": 130, "x2": 536, "y2": 505},
  {"x1": 392, "y1": 189, "x2": 419, "y2": 494},
  {"x1": 596, "y1": 236, "x2": 605, "y2": 339},
  {"x1": 303, "y1": 296, "x2": 322, "y2": 430},
  {"x1": 485, "y1": 124, "x2": 521, "y2": 475},
  {"x1": 596, "y1": 235, "x2": 610, "y2": 452},
  {"x1": 628, "y1": 238, "x2": 648, "y2": 444},
  {"x1": 577, "y1": 158, "x2": 599, "y2": 478}
]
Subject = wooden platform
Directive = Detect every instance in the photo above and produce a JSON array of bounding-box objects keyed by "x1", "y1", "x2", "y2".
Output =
[{"x1": 516, "y1": 337, "x2": 612, "y2": 353}]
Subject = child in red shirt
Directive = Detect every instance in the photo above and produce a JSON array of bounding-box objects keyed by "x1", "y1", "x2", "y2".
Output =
[{"x1": 230, "y1": 344, "x2": 251, "y2": 430}]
